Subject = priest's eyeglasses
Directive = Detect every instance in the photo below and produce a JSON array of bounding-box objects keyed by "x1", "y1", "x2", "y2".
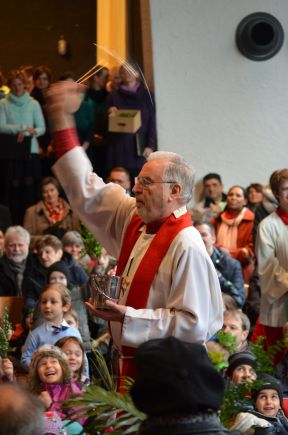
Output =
[{"x1": 135, "y1": 176, "x2": 176, "y2": 188}]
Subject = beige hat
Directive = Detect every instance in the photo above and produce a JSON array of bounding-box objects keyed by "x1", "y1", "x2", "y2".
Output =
[{"x1": 29, "y1": 344, "x2": 71, "y2": 393}]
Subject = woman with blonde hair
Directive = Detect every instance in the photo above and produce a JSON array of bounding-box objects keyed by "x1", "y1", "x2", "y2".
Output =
[{"x1": 0, "y1": 69, "x2": 45, "y2": 223}]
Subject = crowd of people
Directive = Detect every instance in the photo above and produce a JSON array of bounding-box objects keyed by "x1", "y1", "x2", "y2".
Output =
[
  {"x1": 0, "y1": 62, "x2": 156, "y2": 225},
  {"x1": 0, "y1": 71, "x2": 287, "y2": 434}
]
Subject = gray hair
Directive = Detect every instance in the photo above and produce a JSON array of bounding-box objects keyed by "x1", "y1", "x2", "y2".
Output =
[
  {"x1": 148, "y1": 151, "x2": 195, "y2": 205},
  {"x1": 62, "y1": 230, "x2": 84, "y2": 248},
  {"x1": 5, "y1": 226, "x2": 30, "y2": 246},
  {"x1": 0, "y1": 383, "x2": 44, "y2": 435}
]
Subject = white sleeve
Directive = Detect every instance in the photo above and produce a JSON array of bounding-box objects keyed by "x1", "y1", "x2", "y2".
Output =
[
  {"x1": 256, "y1": 217, "x2": 288, "y2": 304},
  {"x1": 53, "y1": 147, "x2": 136, "y2": 258},
  {"x1": 121, "y1": 230, "x2": 223, "y2": 346}
]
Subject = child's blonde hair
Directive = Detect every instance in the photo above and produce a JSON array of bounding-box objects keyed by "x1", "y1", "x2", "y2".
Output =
[
  {"x1": 40, "y1": 283, "x2": 71, "y2": 307},
  {"x1": 64, "y1": 309, "x2": 79, "y2": 326},
  {"x1": 28, "y1": 344, "x2": 71, "y2": 394}
]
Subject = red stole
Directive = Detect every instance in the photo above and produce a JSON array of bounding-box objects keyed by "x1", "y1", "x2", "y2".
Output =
[
  {"x1": 115, "y1": 210, "x2": 192, "y2": 380},
  {"x1": 277, "y1": 207, "x2": 288, "y2": 225}
]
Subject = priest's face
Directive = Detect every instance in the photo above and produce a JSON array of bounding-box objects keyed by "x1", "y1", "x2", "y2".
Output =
[{"x1": 133, "y1": 159, "x2": 175, "y2": 224}]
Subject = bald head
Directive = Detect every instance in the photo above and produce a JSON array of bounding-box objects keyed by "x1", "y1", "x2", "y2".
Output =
[{"x1": 0, "y1": 384, "x2": 44, "y2": 435}]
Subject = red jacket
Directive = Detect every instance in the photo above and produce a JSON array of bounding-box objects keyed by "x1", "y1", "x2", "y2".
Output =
[{"x1": 212, "y1": 207, "x2": 255, "y2": 265}]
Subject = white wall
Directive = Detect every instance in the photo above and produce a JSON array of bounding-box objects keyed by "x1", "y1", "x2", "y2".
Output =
[{"x1": 150, "y1": 0, "x2": 288, "y2": 201}]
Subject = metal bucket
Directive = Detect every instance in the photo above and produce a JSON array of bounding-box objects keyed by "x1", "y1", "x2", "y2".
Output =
[{"x1": 89, "y1": 274, "x2": 122, "y2": 309}]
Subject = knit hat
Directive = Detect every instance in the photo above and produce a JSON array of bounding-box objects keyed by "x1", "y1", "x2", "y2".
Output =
[
  {"x1": 226, "y1": 351, "x2": 256, "y2": 377},
  {"x1": 252, "y1": 374, "x2": 283, "y2": 405},
  {"x1": 29, "y1": 345, "x2": 71, "y2": 391},
  {"x1": 130, "y1": 337, "x2": 225, "y2": 416},
  {"x1": 47, "y1": 261, "x2": 71, "y2": 287}
]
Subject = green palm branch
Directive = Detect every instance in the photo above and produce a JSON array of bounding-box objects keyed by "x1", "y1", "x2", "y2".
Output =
[
  {"x1": 63, "y1": 348, "x2": 146, "y2": 434},
  {"x1": 0, "y1": 307, "x2": 12, "y2": 358}
]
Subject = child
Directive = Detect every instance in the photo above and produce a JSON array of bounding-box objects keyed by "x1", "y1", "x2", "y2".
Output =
[
  {"x1": 0, "y1": 357, "x2": 14, "y2": 383},
  {"x1": 29, "y1": 344, "x2": 85, "y2": 428},
  {"x1": 64, "y1": 309, "x2": 79, "y2": 329},
  {"x1": 47, "y1": 260, "x2": 91, "y2": 352},
  {"x1": 23, "y1": 235, "x2": 64, "y2": 310},
  {"x1": 21, "y1": 283, "x2": 88, "y2": 377},
  {"x1": 56, "y1": 336, "x2": 89, "y2": 386},
  {"x1": 231, "y1": 374, "x2": 288, "y2": 433},
  {"x1": 23, "y1": 235, "x2": 88, "y2": 310}
]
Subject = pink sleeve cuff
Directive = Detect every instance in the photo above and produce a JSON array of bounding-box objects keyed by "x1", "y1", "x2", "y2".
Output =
[{"x1": 53, "y1": 128, "x2": 79, "y2": 158}]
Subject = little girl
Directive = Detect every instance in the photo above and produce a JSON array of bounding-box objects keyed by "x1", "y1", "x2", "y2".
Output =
[
  {"x1": 56, "y1": 336, "x2": 89, "y2": 387},
  {"x1": 29, "y1": 344, "x2": 85, "y2": 426},
  {"x1": 21, "y1": 283, "x2": 85, "y2": 372}
]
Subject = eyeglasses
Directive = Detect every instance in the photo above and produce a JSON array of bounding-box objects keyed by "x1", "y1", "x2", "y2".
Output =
[{"x1": 135, "y1": 176, "x2": 177, "y2": 188}]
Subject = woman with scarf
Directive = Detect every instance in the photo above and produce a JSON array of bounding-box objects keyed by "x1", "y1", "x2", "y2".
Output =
[
  {"x1": 23, "y1": 176, "x2": 80, "y2": 238},
  {"x1": 0, "y1": 69, "x2": 45, "y2": 224},
  {"x1": 212, "y1": 185, "x2": 255, "y2": 283},
  {"x1": 105, "y1": 63, "x2": 157, "y2": 180}
]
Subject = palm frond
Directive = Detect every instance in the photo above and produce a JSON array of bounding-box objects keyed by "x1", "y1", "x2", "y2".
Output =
[
  {"x1": 90, "y1": 347, "x2": 116, "y2": 391},
  {"x1": 63, "y1": 345, "x2": 145, "y2": 433}
]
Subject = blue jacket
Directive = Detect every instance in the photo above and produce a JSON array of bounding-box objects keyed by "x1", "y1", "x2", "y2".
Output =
[
  {"x1": 211, "y1": 246, "x2": 245, "y2": 307},
  {"x1": 21, "y1": 320, "x2": 89, "y2": 376}
]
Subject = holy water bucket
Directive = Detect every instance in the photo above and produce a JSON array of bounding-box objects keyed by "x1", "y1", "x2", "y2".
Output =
[{"x1": 89, "y1": 274, "x2": 122, "y2": 309}]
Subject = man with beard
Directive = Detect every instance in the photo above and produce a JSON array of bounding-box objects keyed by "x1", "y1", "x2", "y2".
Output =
[{"x1": 0, "y1": 226, "x2": 30, "y2": 295}]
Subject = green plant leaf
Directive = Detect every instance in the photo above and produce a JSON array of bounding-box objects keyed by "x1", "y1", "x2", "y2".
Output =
[
  {"x1": 80, "y1": 223, "x2": 102, "y2": 258},
  {"x1": 0, "y1": 307, "x2": 12, "y2": 358},
  {"x1": 63, "y1": 349, "x2": 145, "y2": 434}
]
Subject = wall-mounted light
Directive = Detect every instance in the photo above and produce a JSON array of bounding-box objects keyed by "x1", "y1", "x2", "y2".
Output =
[
  {"x1": 236, "y1": 12, "x2": 284, "y2": 61},
  {"x1": 58, "y1": 35, "x2": 67, "y2": 56}
]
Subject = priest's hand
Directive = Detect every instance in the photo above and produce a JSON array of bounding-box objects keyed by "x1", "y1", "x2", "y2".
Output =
[
  {"x1": 46, "y1": 81, "x2": 85, "y2": 132},
  {"x1": 85, "y1": 299, "x2": 127, "y2": 323}
]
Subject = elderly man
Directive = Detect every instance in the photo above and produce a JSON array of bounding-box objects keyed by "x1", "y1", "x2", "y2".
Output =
[
  {"x1": 0, "y1": 225, "x2": 30, "y2": 296},
  {"x1": 46, "y1": 81, "x2": 223, "y2": 378},
  {"x1": 0, "y1": 384, "x2": 44, "y2": 435}
]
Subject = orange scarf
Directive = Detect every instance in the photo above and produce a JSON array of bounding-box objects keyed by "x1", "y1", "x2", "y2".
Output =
[
  {"x1": 43, "y1": 199, "x2": 65, "y2": 224},
  {"x1": 216, "y1": 207, "x2": 246, "y2": 251}
]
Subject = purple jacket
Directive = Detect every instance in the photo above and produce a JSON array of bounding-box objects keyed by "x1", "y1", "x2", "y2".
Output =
[
  {"x1": 42, "y1": 381, "x2": 86, "y2": 424},
  {"x1": 105, "y1": 83, "x2": 157, "y2": 173}
]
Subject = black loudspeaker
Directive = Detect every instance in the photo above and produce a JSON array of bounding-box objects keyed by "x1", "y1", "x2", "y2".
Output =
[{"x1": 236, "y1": 12, "x2": 284, "y2": 61}]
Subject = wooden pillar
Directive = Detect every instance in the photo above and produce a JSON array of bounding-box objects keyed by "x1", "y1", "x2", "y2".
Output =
[
  {"x1": 138, "y1": 0, "x2": 154, "y2": 91},
  {"x1": 96, "y1": 0, "x2": 127, "y2": 68}
]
